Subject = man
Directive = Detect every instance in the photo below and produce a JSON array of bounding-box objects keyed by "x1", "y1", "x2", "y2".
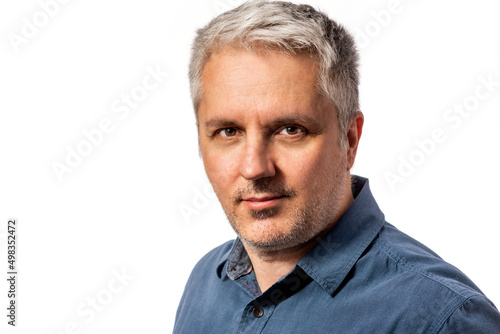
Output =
[{"x1": 174, "y1": 1, "x2": 500, "y2": 333}]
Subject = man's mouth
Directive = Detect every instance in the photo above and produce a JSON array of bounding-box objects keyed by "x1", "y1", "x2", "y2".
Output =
[{"x1": 241, "y1": 195, "x2": 287, "y2": 210}]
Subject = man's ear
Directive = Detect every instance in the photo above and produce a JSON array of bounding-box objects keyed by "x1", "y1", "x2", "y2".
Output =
[{"x1": 346, "y1": 111, "x2": 364, "y2": 170}]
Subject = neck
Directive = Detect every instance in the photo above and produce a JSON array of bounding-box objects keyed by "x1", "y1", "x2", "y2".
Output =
[
  {"x1": 243, "y1": 241, "x2": 316, "y2": 293},
  {"x1": 244, "y1": 174, "x2": 355, "y2": 293}
]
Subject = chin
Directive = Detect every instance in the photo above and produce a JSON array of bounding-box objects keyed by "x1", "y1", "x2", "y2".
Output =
[{"x1": 237, "y1": 222, "x2": 305, "y2": 252}]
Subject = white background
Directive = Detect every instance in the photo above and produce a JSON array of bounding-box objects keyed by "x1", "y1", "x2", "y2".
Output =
[{"x1": 0, "y1": 0, "x2": 499, "y2": 333}]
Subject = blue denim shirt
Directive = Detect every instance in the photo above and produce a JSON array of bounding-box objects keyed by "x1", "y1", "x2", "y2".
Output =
[{"x1": 174, "y1": 176, "x2": 500, "y2": 333}]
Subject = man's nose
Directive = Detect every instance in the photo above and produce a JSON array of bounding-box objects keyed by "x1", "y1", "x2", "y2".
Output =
[{"x1": 239, "y1": 137, "x2": 276, "y2": 180}]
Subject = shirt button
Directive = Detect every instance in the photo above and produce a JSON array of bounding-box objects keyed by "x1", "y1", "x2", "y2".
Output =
[{"x1": 252, "y1": 306, "x2": 264, "y2": 318}]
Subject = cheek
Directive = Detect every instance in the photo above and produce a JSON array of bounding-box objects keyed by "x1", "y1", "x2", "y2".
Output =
[
  {"x1": 278, "y1": 143, "x2": 344, "y2": 193},
  {"x1": 201, "y1": 145, "x2": 241, "y2": 197},
  {"x1": 278, "y1": 146, "x2": 324, "y2": 186}
]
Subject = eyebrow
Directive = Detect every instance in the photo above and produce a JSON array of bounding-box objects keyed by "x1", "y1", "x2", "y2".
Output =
[
  {"x1": 204, "y1": 118, "x2": 240, "y2": 131},
  {"x1": 204, "y1": 113, "x2": 323, "y2": 131},
  {"x1": 268, "y1": 114, "x2": 322, "y2": 129}
]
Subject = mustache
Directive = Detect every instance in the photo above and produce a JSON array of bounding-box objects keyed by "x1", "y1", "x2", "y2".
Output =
[{"x1": 233, "y1": 178, "x2": 297, "y2": 205}]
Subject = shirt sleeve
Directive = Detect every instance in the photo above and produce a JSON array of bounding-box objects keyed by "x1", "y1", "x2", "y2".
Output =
[{"x1": 437, "y1": 295, "x2": 500, "y2": 333}]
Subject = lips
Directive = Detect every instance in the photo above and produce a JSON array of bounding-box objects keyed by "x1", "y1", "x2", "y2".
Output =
[{"x1": 241, "y1": 195, "x2": 286, "y2": 210}]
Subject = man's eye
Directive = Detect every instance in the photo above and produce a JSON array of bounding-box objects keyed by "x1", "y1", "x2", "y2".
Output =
[
  {"x1": 278, "y1": 126, "x2": 304, "y2": 135},
  {"x1": 218, "y1": 128, "x2": 238, "y2": 137}
]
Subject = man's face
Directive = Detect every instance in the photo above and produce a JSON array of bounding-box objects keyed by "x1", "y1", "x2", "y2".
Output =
[{"x1": 198, "y1": 48, "x2": 354, "y2": 252}]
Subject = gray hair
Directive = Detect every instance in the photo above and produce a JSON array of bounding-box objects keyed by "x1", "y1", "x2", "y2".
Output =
[{"x1": 189, "y1": 0, "x2": 360, "y2": 146}]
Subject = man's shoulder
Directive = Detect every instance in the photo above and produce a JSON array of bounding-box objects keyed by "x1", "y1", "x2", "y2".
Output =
[
  {"x1": 188, "y1": 239, "x2": 235, "y2": 280},
  {"x1": 372, "y1": 222, "x2": 482, "y2": 297},
  {"x1": 176, "y1": 240, "x2": 235, "y2": 308},
  {"x1": 175, "y1": 239, "x2": 237, "y2": 332},
  {"x1": 365, "y1": 222, "x2": 500, "y2": 332}
]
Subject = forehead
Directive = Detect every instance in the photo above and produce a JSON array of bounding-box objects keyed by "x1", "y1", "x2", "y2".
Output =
[
  {"x1": 202, "y1": 48, "x2": 318, "y2": 88},
  {"x1": 199, "y1": 48, "x2": 328, "y2": 121}
]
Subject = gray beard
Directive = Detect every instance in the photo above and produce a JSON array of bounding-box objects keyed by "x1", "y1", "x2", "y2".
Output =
[{"x1": 223, "y1": 160, "x2": 348, "y2": 253}]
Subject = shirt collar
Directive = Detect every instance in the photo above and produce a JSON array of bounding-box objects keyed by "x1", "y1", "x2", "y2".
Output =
[
  {"x1": 216, "y1": 237, "x2": 251, "y2": 280},
  {"x1": 297, "y1": 175, "x2": 385, "y2": 295},
  {"x1": 216, "y1": 175, "x2": 385, "y2": 296}
]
